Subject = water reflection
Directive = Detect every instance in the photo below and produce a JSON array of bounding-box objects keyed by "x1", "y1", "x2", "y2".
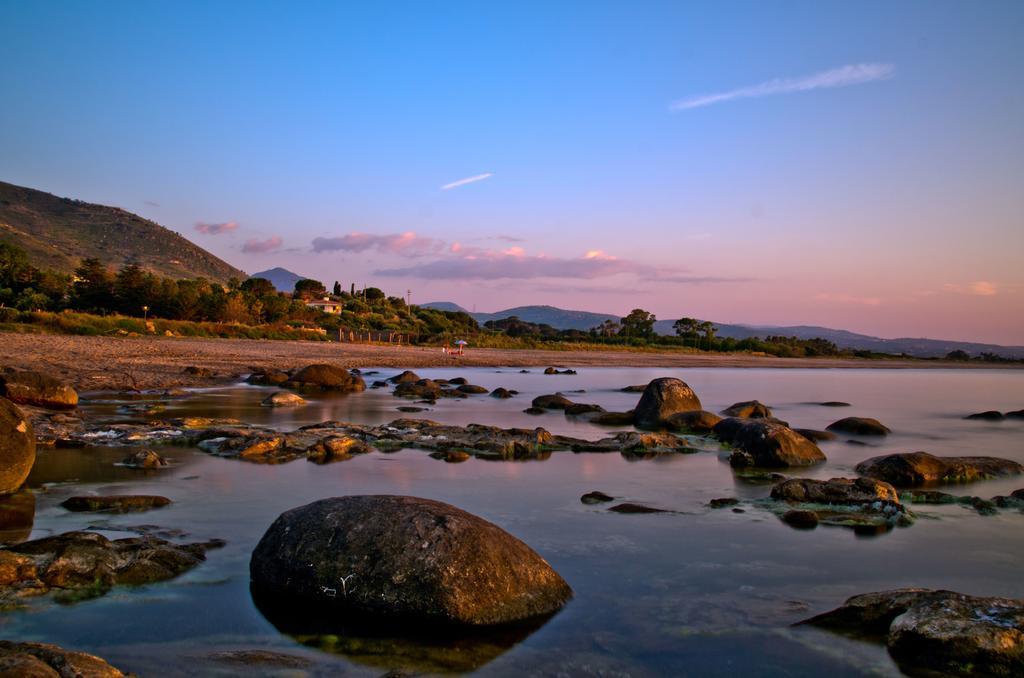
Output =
[
  {"x1": 251, "y1": 587, "x2": 553, "y2": 673},
  {"x1": 0, "y1": 490, "x2": 35, "y2": 545}
]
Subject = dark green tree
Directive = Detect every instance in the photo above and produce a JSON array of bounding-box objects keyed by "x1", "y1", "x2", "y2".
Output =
[
  {"x1": 619, "y1": 308, "x2": 656, "y2": 339},
  {"x1": 71, "y1": 258, "x2": 114, "y2": 313},
  {"x1": 294, "y1": 278, "x2": 326, "y2": 299}
]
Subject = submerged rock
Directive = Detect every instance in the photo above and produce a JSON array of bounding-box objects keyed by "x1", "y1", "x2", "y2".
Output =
[
  {"x1": 261, "y1": 391, "x2": 307, "y2": 407},
  {"x1": 801, "y1": 589, "x2": 1024, "y2": 677},
  {"x1": 0, "y1": 397, "x2": 35, "y2": 495},
  {"x1": 543, "y1": 367, "x2": 576, "y2": 375},
  {"x1": 489, "y1": 387, "x2": 514, "y2": 398},
  {"x1": 456, "y1": 384, "x2": 488, "y2": 395},
  {"x1": 247, "y1": 369, "x2": 290, "y2": 386},
  {"x1": 429, "y1": 450, "x2": 471, "y2": 463},
  {"x1": 855, "y1": 451, "x2": 1023, "y2": 486},
  {"x1": 633, "y1": 378, "x2": 702, "y2": 429},
  {"x1": 769, "y1": 477, "x2": 909, "y2": 530},
  {"x1": 1, "y1": 531, "x2": 223, "y2": 605},
  {"x1": 708, "y1": 497, "x2": 739, "y2": 509},
  {"x1": 0, "y1": 641, "x2": 127, "y2": 677},
  {"x1": 61, "y1": 495, "x2": 172, "y2": 513},
  {"x1": 250, "y1": 495, "x2": 572, "y2": 626},
  {"x1": 714, "y1": 418, "x2": 825, "y2": 468},
  {"x1": 965, "y1": 410, "x2": 1004, "y2": 421},
  {"x1": 564, "y1": 403, "x2": 605, "y2": 416},
  {"x1": 119, "y1": 449, "x2": 168, "y2": 469},
  {"x1": 581, "y1": 491, "x2": 615, "y2": 505},
  {"x1": 608, "y1": 503, "x2": 670, "y2": 514},
  {"x1": 620, "y1": 384, "x2": 646, "y2": 393},
  {"x1": 721, "y1": 400, "x2": 773, "y2": 419},
  {"x1": 817, "y1": 401, "x2": 851, "y2": 407},
  {"x1": 781, "y1": 509, "x2": 819, "y2": 529},
  {"x1": 0, "y1": 368, "x2": 78, "y2": 410},
  {"x1": 826, "y1": 417, "x2": 891, "y2": 436},
  {"x1": 531, "y1": 394, "x2": 574, "y2": 410}
]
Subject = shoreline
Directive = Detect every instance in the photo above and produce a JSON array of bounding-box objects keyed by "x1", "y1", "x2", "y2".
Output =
[{"x1": 0, "y1": 331, "x2": 1016, "y2": 393}]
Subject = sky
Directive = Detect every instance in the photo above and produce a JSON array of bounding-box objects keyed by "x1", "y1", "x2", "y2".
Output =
[{"x1": 1, "y1": 1, "x2": 1022, "y2": 344}]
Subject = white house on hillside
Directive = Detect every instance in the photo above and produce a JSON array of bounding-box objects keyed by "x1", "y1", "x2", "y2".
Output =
[{"x1": 306, "y1": 298, "x2": 344, "y2": 314}]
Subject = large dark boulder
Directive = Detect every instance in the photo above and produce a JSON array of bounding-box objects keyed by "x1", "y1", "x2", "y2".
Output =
[
  {"x1": 250, "y1": 495, "x2": 572, "y2": 626},
  {"x1": 60, "y1": 495, "x2": 172, "y2": 513},
  {"x1": 826, "y1": 417, "x2": 891, "y2": 436},
  {"x1": 0, "y1": 398, "x2": 35, "y2": 495},
  {"x1": 801, "y1": 589, "x2": 1024, "y2": 677},
  {"x1": 965, "y1": 410, "x2": 1004, "y2": 421},
  {"x1": 388, "y1": 370, "x2": 422, "y2": 384},
  {"x1": 721, "y1": 400, "x2": 772, "y2": 419},
  {"x1": 633, "y1": 378, "x2": 702, "y2": 429},
  {"x1": 0, "y1": 368, "x2": 78, "y2": 410},
  {"x1": 284, "y1": 364, "x2": 366, "y2": 392},
  {"x1": 714, "y1": 418, "x2": 825, "y2": 468},
  {"x1": 856, "y1": 451, "x2": 1023, "y2": 486}
]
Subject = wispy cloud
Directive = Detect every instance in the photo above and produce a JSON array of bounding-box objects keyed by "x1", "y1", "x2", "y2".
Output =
[
  {"x1": 670, "y1": 63, "x2": 894, "y2": 111},
  {"x1": 311, "y1": 232, "x2": 444, "y2": 257},
  {"x1": 943, "y1": 281, "x2": 1000, "y2": 297},
  {"x1": 441, "y1": 172, "x2": 494, "y2": 191},
  {"x1": 143, "y1": 200, "x2": 160, "y2": 208},
  {"x1": 242, "y1": 236, "x2": 283, "y2": 254},
  {"x1": 970, "y1": 281, "x2": 998, "y2": 296},
  {"x1": 376, "y1": 244, "x2": 747, "y2": 283},
  {"x1": 195, "y1": 221, "x2": 239, "y2": 235}
]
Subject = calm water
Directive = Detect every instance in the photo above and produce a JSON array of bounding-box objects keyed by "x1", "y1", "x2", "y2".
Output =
[{"x1": 5, "y1": 367, "x2": 1024, "y2": 676}]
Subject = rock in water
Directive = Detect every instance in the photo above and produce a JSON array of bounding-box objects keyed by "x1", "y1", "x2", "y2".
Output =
[
  {"x1": 388, "y1": 370, "x2": 421, "y2": 384},
  {"x1": 250, "y1": 495, "x2": 572, "y2": 626},
  {"x1": 721, "y1": 400, "x2": 773, "y2": 419},
  {"x1": 284, "y1": 364, "x2": 366, "y2": 392},
  {"x1": 714, "y1": 418, "x2": 825, "y2": 468},
  {"x1": 664, "y1": 410, "x2": 722, "y2": 433},
  {"x1": 0, "y1": 641, "x2": 127, "y2": 677},
  {"x1": 855, "y1": 451, "x2": 1023, "y2": 486},
  {"x1": 531, "y1": 394, "x2": 574, "y2": 410},
  {"x1": 825, "y1": 417, "x2": 891, "y2": 436},
  {"x1": 0, "y1": 398, "x2": 35, "y2": 495},
  {"x1": 801, "y1": 589, "x2": 1024, "y2": 677},
  {"x1": 633, "y1": 378, "x2": 702, "y2": 429},
  {"x1": 261, "y1": 391, "x2": 307, "y2": 407},
  {"x1": 965, "y1": 410, "x2": 1004, "y2": 421},
  {"x1": 0, "y1": 368, "x2": 78, "y2": 410},
  {"x1": 119, "y1": 449, "x2": 168, "y2": 469},
  {"x1": 61, "y1": 495, "x2": 172, "y2": 512}
]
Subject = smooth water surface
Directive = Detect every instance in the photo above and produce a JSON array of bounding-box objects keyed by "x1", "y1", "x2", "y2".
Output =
[{"x1": 6, "y1": 367, "x2": 1024, "y2": 676}]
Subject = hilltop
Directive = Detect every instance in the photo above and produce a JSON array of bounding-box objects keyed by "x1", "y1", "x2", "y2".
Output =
[
  {"x1": 249, "y1": 267, "x2": 308, "y2": 292},
  {"x1": 0, "y1": 180, "x2": 246, "y2": 283}
]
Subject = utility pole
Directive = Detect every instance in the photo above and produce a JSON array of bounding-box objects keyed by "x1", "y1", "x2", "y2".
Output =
[{"x1": 407, "y1": 289, "x2": 412, "y2": 306}]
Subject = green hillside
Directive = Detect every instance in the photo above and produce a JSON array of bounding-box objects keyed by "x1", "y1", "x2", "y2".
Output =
[{"x1": 0, "y1": 180, "x2": 246, "y2": 283}]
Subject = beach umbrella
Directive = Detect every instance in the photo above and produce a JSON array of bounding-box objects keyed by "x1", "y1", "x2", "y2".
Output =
[{"x1": 454, "y1": 340, "x2": 468, "y2": 345}]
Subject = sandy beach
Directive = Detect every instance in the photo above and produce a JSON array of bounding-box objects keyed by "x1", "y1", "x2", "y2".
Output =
[{"x1": 0, "y1": 331, "x2": 1007, "y2": 393}]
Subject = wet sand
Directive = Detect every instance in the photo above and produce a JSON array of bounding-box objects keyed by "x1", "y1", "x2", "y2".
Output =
[{"x1": 0, "y1": 331, "x2": 1005, "y2": 392}]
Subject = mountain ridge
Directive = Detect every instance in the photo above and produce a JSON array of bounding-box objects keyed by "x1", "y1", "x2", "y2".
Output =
[{"x1": 421, "y1": 302, "x2": 1024, "y2": 358}]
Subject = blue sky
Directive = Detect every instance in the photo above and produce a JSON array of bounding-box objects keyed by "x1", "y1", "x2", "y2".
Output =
[{"x1": 2, "y1": 1, "x2": 1022, "y2": 342}]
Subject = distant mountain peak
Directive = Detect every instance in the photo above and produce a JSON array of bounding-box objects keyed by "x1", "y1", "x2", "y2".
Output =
[{"x1": 249, "y1": 267, "x2": 308, "y2": 292}]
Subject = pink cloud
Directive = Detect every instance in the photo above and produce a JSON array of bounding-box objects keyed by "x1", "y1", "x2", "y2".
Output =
[
  {"x1": 970, "y1": 281, "x2": 998, "y2": 296},
  {"x1": 242, "y1": 236, "x2": 283, "y2": 254},
  {"x1": 195, "y1": 221, "x2": 239, "y2": 235},
  {"x1": 311, "y1": 231, "x2": 443, "y2": 256}
]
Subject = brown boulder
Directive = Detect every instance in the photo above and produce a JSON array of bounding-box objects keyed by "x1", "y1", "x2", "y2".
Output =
[
  {"x1": 531, "y1": 394, "x2": 574, "y2": 410},
  {"x1": 286, "y1": 364, "x2": 366, "y2": 392},
  {"x1": 0, "y1": 368, "x2": 78, "y2": 410},
  {"x1": 633, "y1": 378, "x2": 702, "y2": 429},
  {"x1": 664, "y1": 410, "x2": 722, "y2": 433},
  {"x1": 714, "y1": 418, "x2": 825, "y2": 468},
  {"x1": 721, "y1": 400, "x2": 772, "y2": 418},
  {"x1": 250, "y1": 495, "x2": 572, "y2": 626},
  {"x1": 856, "y1": 451, "x2": 1023, "y2": 486},
  {"x1": 802, "y1": 589, "x2": 1024, "y2": 677},
  {"x1": 771, "y1": 477, "x2": 900, "y2": 504},
  {"x1": 0, "y1": 398, "x2": 35, "y2": 495},
  {"x1": 0, "y1": 641, "x2": 126, "y2": 677}
]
